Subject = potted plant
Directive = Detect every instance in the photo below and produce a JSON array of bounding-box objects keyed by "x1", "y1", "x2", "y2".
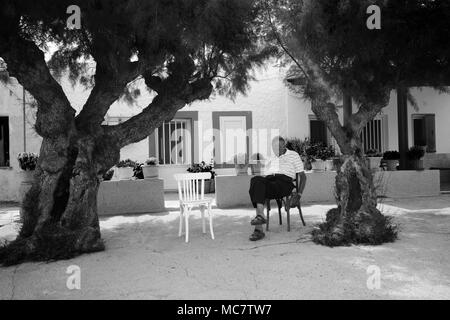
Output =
[
  {"x1": 322, "y1": 145, "x2": 336, "y2": 171},
  {"x1": 187, "y1": 161, "x2": 216, "y2": 193},
  {"x1": 382, "y1": 151, "x2": 400, "y2": 171},
  {"x1": 407, "y1": 146, "x2": 425, "y2": 170},
  {"x1": 133, "y1": 163, "x2": 144, "y2": 179},
  {"x1": 102, "y1": 169, "x2": 114, "y2": 181},
  {"x1": 17, "y1": 152, "x2": 38, "y2": 182},
  {"x1": 306, "y1": 142, "x2": 333, "y2": 171},
  {"x1": 249, "y1": 153, "x2": 265, "y2": 176},
  {"x1": 17, "y1": 152, "x2": 38, "y2": 204},
  {"x1": 365, "y1": 149, "x2": 383, "y2": 172},
  {"x1": 116, "y1": 159, "x2": 137, "y2": 180},
  {"x1": 142, "y1": 157, "x2": 159, "y2": 179},
  {"x1": 233, "y1": 153, "x2": 249, "y2": 176}
]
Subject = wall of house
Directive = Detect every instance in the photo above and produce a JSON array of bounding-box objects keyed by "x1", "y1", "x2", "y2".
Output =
[
  {"x1": 382, "y1": 87, "x2": 450, "y2": 153},
  {"x1": 0, "y1": 79, "x2": 42, "y2": 201}
]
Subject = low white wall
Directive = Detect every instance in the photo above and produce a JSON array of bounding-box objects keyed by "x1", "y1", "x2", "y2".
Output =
[
  {"x1": 97, "y1": 179, "x2": 165, "y2": 216},
  {"x1": 215, "y1": 170, "x2": 441, "y2": 208},
  {"x1": 0, "y1": 168, "x2": 22, "y2": 202}
]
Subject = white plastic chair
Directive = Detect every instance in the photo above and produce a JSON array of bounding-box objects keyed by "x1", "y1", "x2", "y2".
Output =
[{"x1": 174, "y1": 172, "x2": 215, "y2": 243}]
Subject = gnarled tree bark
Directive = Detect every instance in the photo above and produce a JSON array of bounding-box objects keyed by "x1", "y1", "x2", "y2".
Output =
[{"x1": 311, "y1": 97, "x2": 397, "y2": 246}]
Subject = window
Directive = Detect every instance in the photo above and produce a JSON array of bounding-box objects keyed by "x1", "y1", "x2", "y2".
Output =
[
  {"x1": 360, "y1": 116, "x2": 388, "y2": 154},
  {"x1": 0, "y1": 117, "x2": 10, "y2": 167},
  {"x1": 412, "y1": 114, "x2": 436, "y2": 152},
  {"x1": 156, "y1": 119, "x2": 192, "y2": 165},
  {"x1": 309, "y1": 116, "x2": 328, "y2": 145}
]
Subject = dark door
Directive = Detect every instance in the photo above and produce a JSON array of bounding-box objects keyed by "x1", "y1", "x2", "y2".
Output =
[
  {"x1": 425, "y1": 114, "x2": 436, "y2": 153},
  {"x1": 0, "y1": 117, "x2": 10, "y2": 167},
  {"x1": 310, "y1": 120, "x2": 328, "y2": 145}
]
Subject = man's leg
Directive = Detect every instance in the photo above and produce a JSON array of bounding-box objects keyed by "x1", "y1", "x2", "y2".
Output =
[{"x1": 249, "y1": 177, "x2": 267, "y2": 240}]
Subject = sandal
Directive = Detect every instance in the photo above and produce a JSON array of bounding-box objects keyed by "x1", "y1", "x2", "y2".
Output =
[
  {"x1": 250, "y1": 215, "x2": 267, "y2": 225},
  {"x1": 249, "y1": 229, "x2": 265, "y2": 241}
]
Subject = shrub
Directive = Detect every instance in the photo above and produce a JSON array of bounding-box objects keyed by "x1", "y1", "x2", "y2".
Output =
[
  {"x1": 306, "y1": 142, "x2": 335, "y2": 161},
  {"x1": 145, "y1": 157, "x2": 158, "y2": 166},
  {"x1": 133, "y1": 163, "x2": 144, "y2": 179},
  {"x1": 382, "y1": 150, "x2": 400, "y2": 160},
  {"x1": 102, "y1": 169, "x2": 114, "y2": 181},
  {"x1": 407, "y1": 146, "x2": 425, "y2": 160},
  {"x1": 285, "y1": 137, "x2": 309, "y2": 158},
  {"x1": 117, "y1": 159, "x2": 137, "y2": 168},
  {"x1": 17, "y1": 152, "x2": 39, "y2": 171},
  {"x1": 187, "y1": 161, "x2": 215, "y2": 179},
  {"x1": 365, "y1": 149, "x2": 382, "y2": 157}
]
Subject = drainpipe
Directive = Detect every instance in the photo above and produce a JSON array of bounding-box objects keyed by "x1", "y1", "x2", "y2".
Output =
[{"x1": 23, "y1": 87, "x2": 26, "y2": 152}]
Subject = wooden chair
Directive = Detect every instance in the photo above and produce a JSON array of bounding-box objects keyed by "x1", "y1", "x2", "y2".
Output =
[
  {"x1": 174, "y1": 172, "x2": 215, "y2": 243},
  {"x1": 265, "y1": 172, "x2": 306, "y2": 232}
]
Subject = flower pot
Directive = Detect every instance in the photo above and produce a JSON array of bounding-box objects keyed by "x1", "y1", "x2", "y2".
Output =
[
  {"x1": 311, "y1": 159, "x2": 325, "y2": 171},
  {"x1": 250, "y1": 161, "x2": 264, "y2": 176},
  {"x1": 203, "y1": 179, "x2": 215, "y2": 193},
  {"x1": 235, "y1": 164, "x2": 249, "y2": 176},
  {"x1": 367, "y1": 156, "x2": 382, "y2": 172},
  {"x1": 385, "y1": 159, "x2": 399, "y2": 171},
  {"x1": 18, "y1": 170, "x2": 34, "y2": 205},
  {"x1": 409, "y1": 159, "x2": 424, "y2": 170},
  {"x1": 324, "y1": 159, "x2": 334, "y2": 171},
  {"x1": 142, "y1": 165, "x2": 159, "y2": 179},
  {"x1": 116, "y1": 167, "x2": 134, "y2": 180}
]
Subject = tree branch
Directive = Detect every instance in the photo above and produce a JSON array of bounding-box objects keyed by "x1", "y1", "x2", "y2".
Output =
[
  {"x1": 311, "y1": 101, "x2": 351, "y2": 154},
  {"x1": 75, "y1": 60, "x2": 145, "y2": 133},
  {"x1": 105, "y1": 78, "x2": 213, "y2": 147},
  {"x1": 0, "y1": 36, "x2": 75, "y2": 137}
]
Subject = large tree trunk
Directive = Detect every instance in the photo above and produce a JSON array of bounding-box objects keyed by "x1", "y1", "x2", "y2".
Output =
[
  {"x1": 312, "y1": 137, "x2": 397, "y2": 246},
  {"x1": 0, "y1": 134, "x2": 118, "y2": 265}
]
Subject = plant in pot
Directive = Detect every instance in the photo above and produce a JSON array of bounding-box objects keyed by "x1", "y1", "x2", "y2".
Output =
[
  {"x1": 407, "y1": 146, "x2": 425, "y2": 170},
  {"x1": 142, "y1": 157, "x2": 159, "y2": 179},
  {"x1": 382, "y1": 151, "x2": 400, "y2": 171},
  {"x1": 306, "y1": 142, "x2": 330, "y2": 171},
  {"x1": 133, "y1": 163, "x2": 144, "y2": 179},
  {"x1": 187, "y1": 161, "x2": 216, "y2": 193},
  {"x1": 249, "y1": 153, "x2": 265, "y2": 176},
  {"x1": 233, "y1": 153, "x2": 249, "y2": 176},
  {"x1": 116, "y1": 159, "x2": 137, "y2": 180},
  {"x1": 365, "y1": 149, "x2": 383, "y2": 172},
  {"x1": 17, "y1": 152, "x2": 38, "y2": 205},
  {"x1": 322, "y1": 145, "x2": 336, "y2": 171},
  {"x1": 102, "y1": 169, "x2": 114, "y2": 181}
]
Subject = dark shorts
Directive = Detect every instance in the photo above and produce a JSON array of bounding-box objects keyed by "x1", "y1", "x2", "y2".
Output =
[{"x1": 249, "y1": 174, "x2": 295, "y2": 208}]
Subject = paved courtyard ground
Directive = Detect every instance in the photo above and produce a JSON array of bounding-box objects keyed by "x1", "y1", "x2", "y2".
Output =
[{"x1": 0, "y1": 195, "x2": 449, "y2": 300}]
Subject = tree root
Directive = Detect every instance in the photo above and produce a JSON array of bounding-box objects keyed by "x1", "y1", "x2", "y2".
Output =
[
  {"x1": 312, "y1": 207, "x2": 398, "y2": 247},
  {"x1": 0, "y1": 224, "x2": 104, "y2": 266}
]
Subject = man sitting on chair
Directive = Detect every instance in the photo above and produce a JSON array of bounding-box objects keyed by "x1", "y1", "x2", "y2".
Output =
[{"x1": 248, "y1": 136, "x2": 306, "y2": 241}]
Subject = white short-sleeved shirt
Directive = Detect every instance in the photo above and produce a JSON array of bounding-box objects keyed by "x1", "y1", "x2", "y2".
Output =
[{"x1": 265, "y1": 149, "x2": 304, "y2": 179}]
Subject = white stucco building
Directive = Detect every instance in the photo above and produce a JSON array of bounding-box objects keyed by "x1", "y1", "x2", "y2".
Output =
[{"x1": 1, "y1": 62, "x2": 450, "y2": 199}]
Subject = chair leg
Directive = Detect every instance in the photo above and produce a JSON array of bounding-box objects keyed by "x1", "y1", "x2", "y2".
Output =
[
  {"x1": 208, "y1": 203, "x2": 215, "y2": 240},
  {"x1": 200, "y1": 205, "x2": 206, "y2": 234},
  {"x1": 286, "y1": 207, "x2": 291, "y2": 232},
  {"x1": 276, "y1": 199, "x2": 283, "y2": 225},
  {"x1": 178, "y1": 205, "x2": 184, "y2": 237},
  {"x1": 265, "y1": 199, "x2": 271, "y2": 231},
  {"x1": 298, "y1": 201, "x2": 306, "y2": 226},
  {"x1": 185, "y1": 207, "x2": 190, "y2": 243}
]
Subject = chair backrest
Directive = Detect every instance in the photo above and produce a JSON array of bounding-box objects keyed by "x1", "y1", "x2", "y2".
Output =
[{"x1": 174, "y1": 172, "x2": 211, "y2": 202}]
